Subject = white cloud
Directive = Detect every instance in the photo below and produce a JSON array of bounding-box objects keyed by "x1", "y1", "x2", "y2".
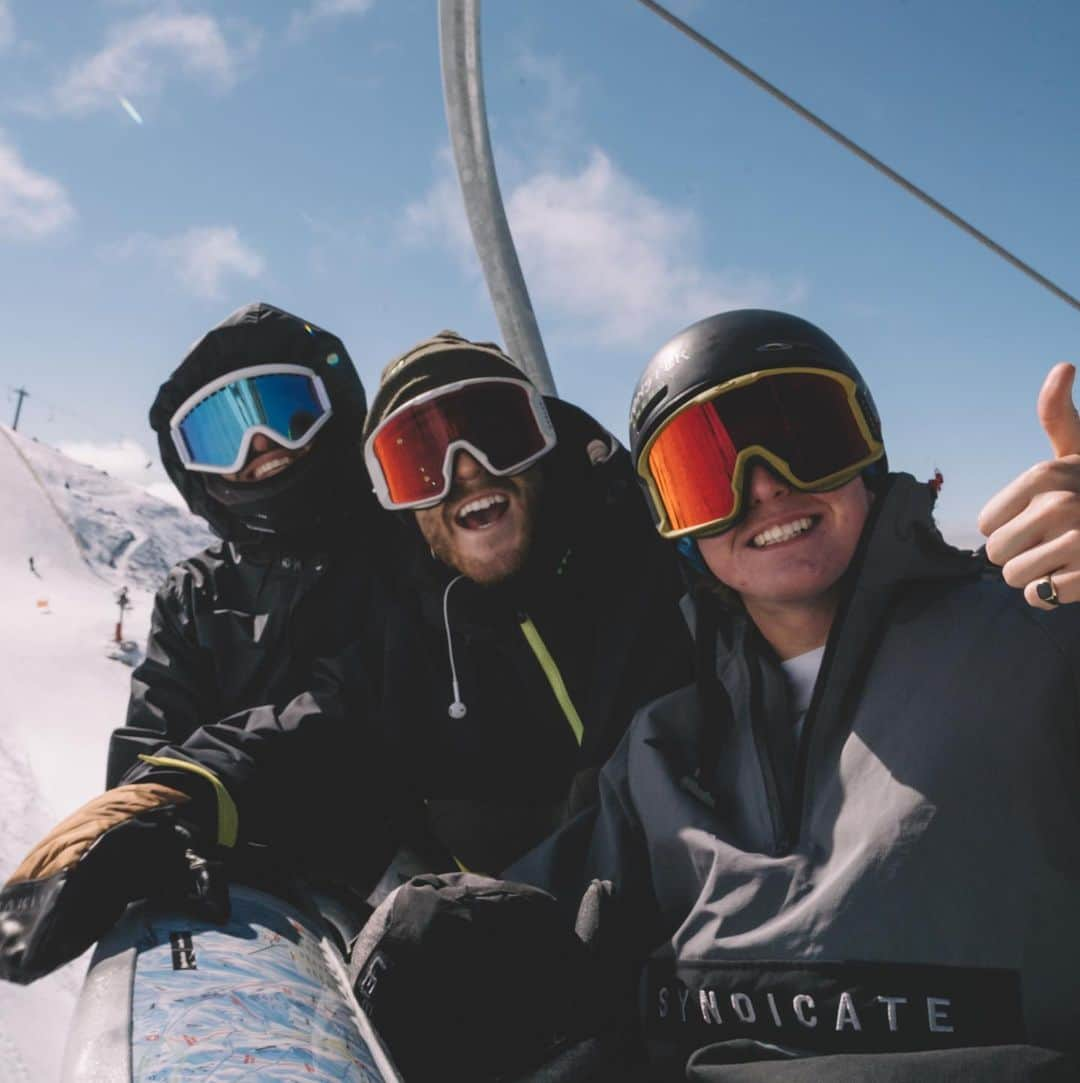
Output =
[
  {"x1": 0, "y1": 131, "x2": 76, "y2": 240},
  {"x1": 289, "y1": 0, "x2": 375, "y2": 35},
  {"x1": 168, "y1": 226, "x2": 265, "y2": 298},
  {"x1": 512, "y1": 51, "x2": 582, "y2": 160},
  {"x1": 112, "y1": 225, "x2": 265, "y2": 299},
  {"x1": 406, "y1": 146, "x2": 802, "y2": 347},
  {"x1": 0, "y1": 2, "x2": 14, "y2": 51},
  {"x1": 402, "y1": 147, "x2": 474, "y2": 258},
  {"x1": 49, "y1": 12, "x2": 250, "y2": 115}
]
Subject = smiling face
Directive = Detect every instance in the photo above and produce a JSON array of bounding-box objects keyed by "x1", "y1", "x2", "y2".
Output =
[
  {"x1": 697, "y1": 464, "x2": 872, "y2": 640},
  {"x1": 222, "y1": 431, "x2": 314, "y2": 483},
  {"x1": 414, "y1": 450, "x2": 544, "y2": 585}
]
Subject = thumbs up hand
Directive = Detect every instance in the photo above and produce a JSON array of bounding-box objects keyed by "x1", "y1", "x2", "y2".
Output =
[{"x1": 978, "y1": 363, "x2": 1080, "y2": 608}]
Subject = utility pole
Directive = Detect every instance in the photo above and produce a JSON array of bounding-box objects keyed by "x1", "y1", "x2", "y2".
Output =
[{"x1": 12, "y1": 387, "x2": 28, "y2": 430}]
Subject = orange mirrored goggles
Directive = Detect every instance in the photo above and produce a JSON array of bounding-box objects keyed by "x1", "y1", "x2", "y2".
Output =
[
  {"x1": 637, "y1": 367, "x2": 884, "y2": 539},
  {"x1": 365, "y1": 377, "x2": 556, "y2": 510}
]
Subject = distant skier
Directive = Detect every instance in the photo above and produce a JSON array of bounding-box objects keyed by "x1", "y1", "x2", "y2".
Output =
[
  {"x1": 114, "y1": 586, "x2": 131, "y2": 643},
  {"x1": 27, "y1": 556, "x2": 38, "y2": 577}
]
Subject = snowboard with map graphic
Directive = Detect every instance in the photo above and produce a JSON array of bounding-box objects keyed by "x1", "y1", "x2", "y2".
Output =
[{"x1": 62, "y1": 884, "x2": 402, "y2": 1082}]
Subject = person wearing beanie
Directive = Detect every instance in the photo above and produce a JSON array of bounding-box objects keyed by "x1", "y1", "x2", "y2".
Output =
[
  {"x1": 362, "y1": 330, "x2": 559, "y2": 586},
  {"x1": 348, "y1": 330, "x2": 694, "y2": 876},
  {"x1": 508, "y1": 310, "x2": 1080, "y2": 1079}
]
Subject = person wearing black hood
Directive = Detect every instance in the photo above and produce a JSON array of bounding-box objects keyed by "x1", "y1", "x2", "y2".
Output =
[
  {"x1": 105, "y1": 302, "x2": 384, "y2": 788},
  {"x1": 0, "y1": 303, "x2": 403, "y2": 988}
]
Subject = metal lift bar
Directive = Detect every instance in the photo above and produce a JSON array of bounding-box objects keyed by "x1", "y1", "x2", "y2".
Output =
[{"x1": 439, "y1": 0, "x2": 557, "y2": 395}]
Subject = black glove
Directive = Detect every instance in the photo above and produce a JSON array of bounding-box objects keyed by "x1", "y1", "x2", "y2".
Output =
[
  {"x1": 350, "y1": 873, "x2": 623, "y2": 1081},
  {"x1": 0, "y1": 782, "x2": 229, "y2": 985}
]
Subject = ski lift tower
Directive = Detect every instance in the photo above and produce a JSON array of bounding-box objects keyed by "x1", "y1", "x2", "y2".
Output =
[{"x1": 438, "y1": 0, "x2": 557, "y2": 397}]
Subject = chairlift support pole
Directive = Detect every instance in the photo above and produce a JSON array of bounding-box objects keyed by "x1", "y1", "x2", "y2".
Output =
[{"x1": 438, "y1": 0, "x2": 557, "y2": 395}]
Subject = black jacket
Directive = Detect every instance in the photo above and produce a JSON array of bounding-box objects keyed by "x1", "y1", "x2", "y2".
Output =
[
  {"x1": 106, "y1": 303, "x2": 385, "y2": 788},
  {"x1": 106, "y1": 533, "x2": 383, "y2": 787},
  {"x1": 122, "y1": 398, "x2": 695, "y2": 878}
]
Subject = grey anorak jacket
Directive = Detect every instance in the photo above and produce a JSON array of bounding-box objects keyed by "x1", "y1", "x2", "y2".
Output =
[{"x1": 510, "y1": 473, "x2": 1080, "y2": 1066}]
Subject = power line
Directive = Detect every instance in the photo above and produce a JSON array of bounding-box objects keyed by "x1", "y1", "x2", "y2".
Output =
[
  {"x1": 6, "y1": 384, "x2": 114, "y2": 435},
  {"x1": 634, "y1": 0, "x2": 1080, "y2": 315}
]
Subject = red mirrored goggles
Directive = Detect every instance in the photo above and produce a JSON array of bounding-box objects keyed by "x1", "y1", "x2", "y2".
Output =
[
  {"x1": 638, "y1": 367, "x2": 884, "y2": 539},
  {"x1": 364, "y1": 377, "x2": 557, "y2": 510}
]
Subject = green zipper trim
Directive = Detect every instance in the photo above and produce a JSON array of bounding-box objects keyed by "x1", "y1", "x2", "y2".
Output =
[
  {"x1": 138, "y1": 755, "x2": 239, "y2": 848},
  {"x1": 519, "y1": 616, "x2": 584, "y2": 746}
]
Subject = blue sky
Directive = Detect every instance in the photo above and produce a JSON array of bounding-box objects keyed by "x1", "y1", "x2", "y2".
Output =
[{"x1": 0, "y1": 0, "x2": 1077, "y2": 542}]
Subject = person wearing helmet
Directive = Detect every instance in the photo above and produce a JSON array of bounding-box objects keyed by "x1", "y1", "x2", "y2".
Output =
[{"x1": 509, "y1": 310, "x2": 1080, "y2": 1079}]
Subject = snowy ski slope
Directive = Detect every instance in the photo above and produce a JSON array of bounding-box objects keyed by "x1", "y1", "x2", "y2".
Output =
[{"x1": 0, "y1": 424, "x2": 212, "y2": 1081}]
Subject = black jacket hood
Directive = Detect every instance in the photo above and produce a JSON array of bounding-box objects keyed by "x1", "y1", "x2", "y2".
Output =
[{"x1": 150, "y1": 302, "x2": 369, "y2": 545}]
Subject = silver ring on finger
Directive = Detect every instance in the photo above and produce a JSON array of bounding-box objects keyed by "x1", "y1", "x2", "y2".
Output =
[{"x1": 1036, "y1": 572, "x2": 1061, "y2": 607}]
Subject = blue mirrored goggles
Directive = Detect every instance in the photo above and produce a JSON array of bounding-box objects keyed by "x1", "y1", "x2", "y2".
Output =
[{"x1": 169, "y1": 364, "x2": 333, "y2": 474}]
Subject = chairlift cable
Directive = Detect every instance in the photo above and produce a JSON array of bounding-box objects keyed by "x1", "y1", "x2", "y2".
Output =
[{"x1": 634, "y1": 0, "x2": 1080, "y2": 314}]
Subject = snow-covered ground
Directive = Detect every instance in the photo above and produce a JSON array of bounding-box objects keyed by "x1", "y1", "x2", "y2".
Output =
[{"x1": 0, "y1": 424, "x2": 212, "y2": 1081}]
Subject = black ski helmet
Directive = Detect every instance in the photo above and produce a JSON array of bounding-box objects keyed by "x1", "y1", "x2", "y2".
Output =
[
  {"x1": 150, "y1": 302, "x2": 369, "y2": 544},
  {"x1": 629, "y1": 309, "x2": 887, "y2": 510}
]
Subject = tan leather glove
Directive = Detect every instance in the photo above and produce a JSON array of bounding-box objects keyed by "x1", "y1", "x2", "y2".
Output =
[{"x1": 0, "y1": 782, "x2": 227, "y2": 984}]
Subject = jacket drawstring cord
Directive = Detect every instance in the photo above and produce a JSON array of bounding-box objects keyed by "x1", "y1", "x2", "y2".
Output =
[{"x1": 443, "y1": 574, "x2": 467, "y2": 719}]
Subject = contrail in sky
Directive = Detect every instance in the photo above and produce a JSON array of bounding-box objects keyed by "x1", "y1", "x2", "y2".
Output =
[{"x1": 118, "y1": 97, "x2": 144, "y2": 125}]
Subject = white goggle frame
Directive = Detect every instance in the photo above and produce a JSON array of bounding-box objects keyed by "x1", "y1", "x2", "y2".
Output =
[
  {"x1": 364, "y1": 377, "x2": 557, "y2": 511},
  {"x1": 169, "y1": 363, "x2": 333, "y2": 475}
]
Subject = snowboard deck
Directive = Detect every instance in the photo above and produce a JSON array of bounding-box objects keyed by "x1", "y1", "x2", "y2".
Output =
[{"x1": 62, "y1": 884, "x2": 402, "y2": 1082}]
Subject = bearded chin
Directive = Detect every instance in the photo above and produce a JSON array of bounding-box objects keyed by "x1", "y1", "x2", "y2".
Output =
[
  {"x1": 436, "y1": 529, "x2": 533, "y2": 586},
  {"x1": 420, "y1": 467, "x2": 544, "y2": 586}
]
